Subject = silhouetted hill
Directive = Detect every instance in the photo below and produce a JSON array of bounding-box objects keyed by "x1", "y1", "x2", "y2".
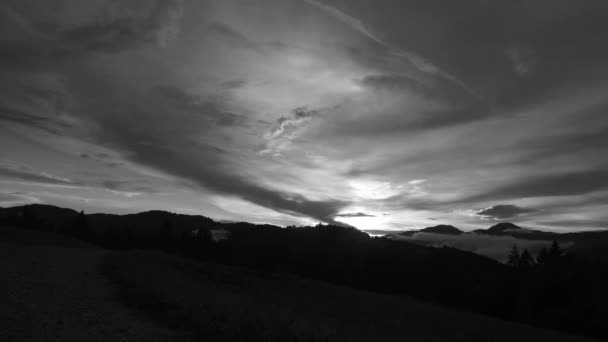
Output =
[
  {"x1": 87, "y1": 210, "x2": 217, "y2": 238},
  {"x1": 0, "y1": 204, "x2": 78, "y2": 231},
  {"x1": 474, "y1": 222, "x2": 562, "y2": 239},
  {"x1": 422, "y1": 224, "x2": 463, "y2": 235},
  {"x1": 486, "y1": 222, "x2": 522, "y2": 234},
  {"x1": 399, "y1": 225, "x2": 463, "y2": 236}
]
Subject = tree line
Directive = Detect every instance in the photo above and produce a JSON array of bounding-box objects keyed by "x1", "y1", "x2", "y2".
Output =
[{"x1": 506, "y1": 241, "x2": 565, "y2": 269}]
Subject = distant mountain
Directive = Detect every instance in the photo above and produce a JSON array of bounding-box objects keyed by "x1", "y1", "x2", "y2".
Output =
[
  {"x1": 486, "y1": 222, "x2": 522, "y2": 235},
  {"x1": 0, "y1": 204, "x2": 78, "y2": 231},
  {"x1": 0, "y1": 204, "x2": 219, "y2": 239},
  {"x1": 399, "y1": 224, "x2": 463, "y2": 236},
  {"x1": 396, "y1": 220, "x2": 608, "y2": 265},
  {"x1": 421, "y1": 224, "x2": 463, "y2": 235},
  {"x1": 86, "y1": 210, "x2": 217, "y2": 238},
  {"x1": 475, "y1": 222, "x2": 558, "y2": 239},
  {"x1": 0, "y1": 204, "x2": 285, "y2": 241}
]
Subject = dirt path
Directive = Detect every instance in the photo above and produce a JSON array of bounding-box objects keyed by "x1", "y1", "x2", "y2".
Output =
[{"x1": 0, "y1": 232, "x2": 187, "y2": 342}]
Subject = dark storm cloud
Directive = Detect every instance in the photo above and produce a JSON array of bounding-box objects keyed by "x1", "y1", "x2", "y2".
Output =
[
  {"x1": 475, "y1": 204, "x2": 538, "y2": 220},
  {"x1": 465, "y1": 170, "x2": 608, "y2": 203}
]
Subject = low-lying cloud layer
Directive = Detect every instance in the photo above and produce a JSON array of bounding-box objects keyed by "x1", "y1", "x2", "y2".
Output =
[
  {"x1": 1, "y1": 0, "x2": 608, "y2": 231},
  {"x1": 393, "y1": 232, "x2": 564, "y2": 262}
]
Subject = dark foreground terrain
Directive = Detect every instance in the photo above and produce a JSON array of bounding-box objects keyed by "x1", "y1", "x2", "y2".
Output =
[{"x1": 0, "y1": 225, "x2": 596, "y2": 342}]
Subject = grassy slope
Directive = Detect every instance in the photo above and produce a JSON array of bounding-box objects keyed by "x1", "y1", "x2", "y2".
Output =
[
  {"x1": 0, "y1": 225, "x2": 597, "y2": 341},
  {"x1": 0, "y1": 226, "x2": 190, "y2": 341},
  {"x1": 102, "y1": 250, "x2": 596, "y2": 342}
]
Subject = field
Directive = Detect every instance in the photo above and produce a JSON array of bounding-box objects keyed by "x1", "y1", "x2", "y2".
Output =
[{"x1": 0, "y1": 225, "x2": 596, "y2": 341}]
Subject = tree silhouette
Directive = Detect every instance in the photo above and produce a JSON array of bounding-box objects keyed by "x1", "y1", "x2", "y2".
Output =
[
  {"x1": 67, "y1": 210, "x2": 89, "y2": 239},
  {"x1": 547, "y1": 240, "x2": 564, "y2": 264},
  {"x1": 520, "y1": 248, "x2": 534, "y2": 269},
  {"x1": 507, "y1": 244, "x2": 520, "y2": 268},
  {"x1": 536, "y1": 247, "x2": 549, "y2": 265},
  {"x1": 160, "y1": 219, "x2": 174, "y2": 251}
]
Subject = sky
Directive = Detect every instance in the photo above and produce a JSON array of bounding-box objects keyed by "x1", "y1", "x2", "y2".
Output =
[{"x1": 1, "y1": 0, "x2": 608, "y2": 232}]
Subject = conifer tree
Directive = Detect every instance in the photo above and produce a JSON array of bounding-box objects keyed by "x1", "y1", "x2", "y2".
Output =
[
  {"x1": 507, "y1": 244, "x2": 521, "y2": 268},
  {"x1": 520, "y1": 248, "x2": 534, "y2": 269},
  {"x1": 536, "y1": 247, "x2": 549, "y2": 265}
]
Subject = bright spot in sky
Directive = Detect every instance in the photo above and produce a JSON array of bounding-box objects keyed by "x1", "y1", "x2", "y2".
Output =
[{"x1": 349, "y1": 179, "x2": 399, "y2": 200}]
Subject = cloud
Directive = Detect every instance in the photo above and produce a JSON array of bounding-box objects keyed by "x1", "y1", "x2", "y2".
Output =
[
  {"x1": 0, "y1": 163, "x2": 75, "y2": 186},
  {"x1": 507, "y1": 46, "x2": 536, "y2": 76},
  {"x1": 302, "y1": 0, "x2": 471, "y2": 92},
  {"x1": 155, "y1": 0, "x2": 184, "y2": 48},
  {"x1": 475, "y1": 204, "x2": 538, "y2": 220},
  {"x1": 359, "y1": 74, "x2": 427, "y2": 93},
  {"x1": 148, "y1": 86, "x2": 247, "y2": 127},
  {"x1": 221, "y1": 79, "x2": 247, "y2": 90},
  {"x1": 302, "y1": 0, "x2": 385, "y2": 46},
  {"x1": 0, "y1": 192, "x2": 39, "y2": 206},
  {"x1": 392, "y1": 232, "x2": 558, "y2": 262},
  {"x1": 3, "y1": 0, "x2": 608, "y2": 231},
  {"x1": 80, "y1": 85, "x2": 349, "y2": 223},
  {"x1": 0, "y1": 0, "x2": 185, "y2": 65},
  {"x1": 534, "y1": 219, "x2": 608, "y2": 230},
  {"x1": 465, "y1": 170, "x2": 608, "y2": 203},
  {"x1": 326, "y1": 100, "x2": 490, "y2": 139},
  {"x1": 506, "y1": 123, "x2": 608, "y2": 165},
  {"x1": 334, "y1": 212, "x2": 375, "y2": 218},
  {"x1": 361, "y1": 229, "x2": 399, "y2": 236},
  {"x1": 207, "y1": 23, "x2": 261, "y2": 51},
  {"x1": 261, "y1": 106, "x2": 322, "y2": 156}
]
